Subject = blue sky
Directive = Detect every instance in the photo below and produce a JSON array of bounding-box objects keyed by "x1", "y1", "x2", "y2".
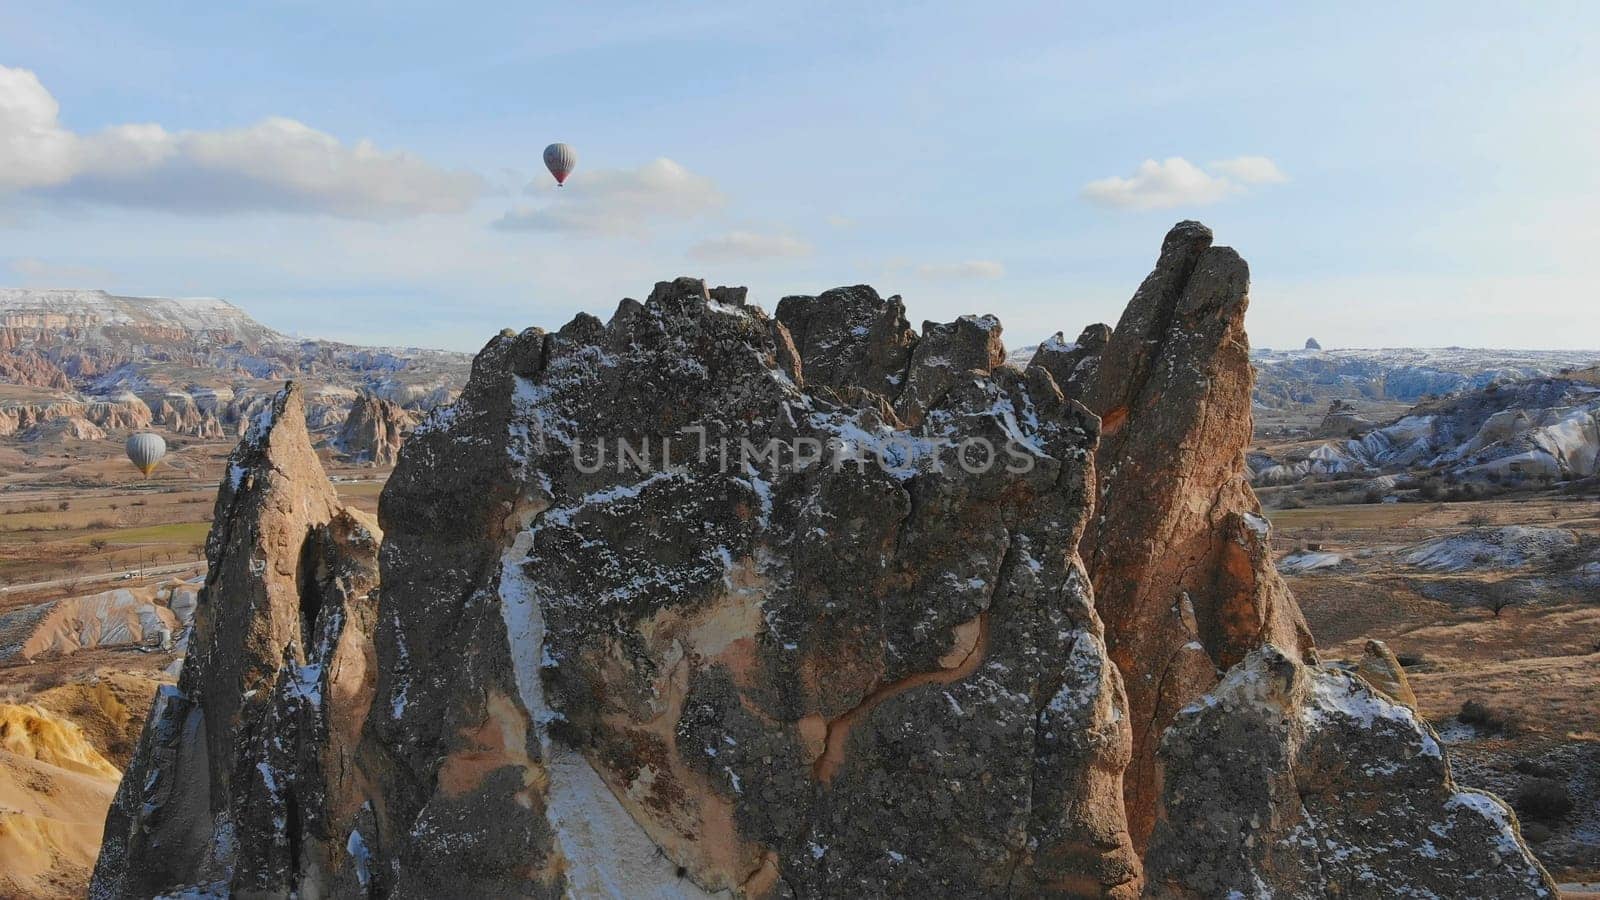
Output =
[{"x1": 2, "y1": 2, "x2": 1597, "y2": 351}]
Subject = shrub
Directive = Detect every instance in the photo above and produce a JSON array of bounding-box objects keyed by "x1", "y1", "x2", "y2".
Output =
[
  {"x1": 1521, "y1": 821, "x2": 1553, "y2": 843},
  {"x1": 1514, "y1": 778, "x2": 1573, "y2": 823},
  {"x1": 1514, "y1": 758, "x2": 1563, "y2": 779},
  {"x1": 1465, "y1": 511, "x2": 1492, "y2": 527},
  {"x1": 29, "y1": 671, "x2": 69, "y2": 693},
  {"x1": 1418, "y1": 479, "x2": 1444, "y2": 501},
  {"x1": 1459, "y1": 698, "x2": 1522, "y2": 736}
]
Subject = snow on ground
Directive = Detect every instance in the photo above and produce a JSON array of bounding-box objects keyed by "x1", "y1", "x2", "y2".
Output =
[
  {"x1": 1403, "y1": 526, "x2": 1578, "y2": 572},
  {"x1": 1278, "y1": 550, "x2": 1348, "y2": 574}
]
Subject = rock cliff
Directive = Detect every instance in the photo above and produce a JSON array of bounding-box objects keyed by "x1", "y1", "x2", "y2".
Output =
[
  {"x1": 355, "y1": 278, "x2": 1139, "y2": 897},
  {"x1": 1145, "y1": 647, "x2": 1555, "y2": 898},
  {"x1": 0, "y1": 289, "x2": 469, "y2": 451},
  {"x1": 91, "y1": 384, "x2": 381, "y2": 898},
  {"x1": 92, "y1": 225, "x2": 1554, "y2": 898},
  {"x1": 334, "y1": 391, "x2": 416, "y2": 466},
  {"x1": 1070, "y1": 221, "x2": 1314, "y2": 848}
]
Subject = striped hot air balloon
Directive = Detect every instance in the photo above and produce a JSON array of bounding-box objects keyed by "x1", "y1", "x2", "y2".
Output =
[
  {"x1": 125, "y1": 432, "x2": 167, "y2": 478},
  {"x1": 543, "y1": 142, "x2": 577, "y2": 186}
]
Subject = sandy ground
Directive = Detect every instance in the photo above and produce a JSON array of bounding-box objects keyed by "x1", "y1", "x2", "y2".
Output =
[{"x1": 0, "y1": 701, "x2": 123, "y2": 899}]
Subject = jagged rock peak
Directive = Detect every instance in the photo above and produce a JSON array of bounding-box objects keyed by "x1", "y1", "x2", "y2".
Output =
[
  {"x1": 335, "y1": 390, "x2": 416, "y2": 466},
  {"x1": 91, "y1": 235, "x2": 1557, "y2": 897},
  {"x1": 354, "y1": 278, "x2": 1139, "y2": 896},
  {"x1": 1146, "y1": 646, "x2": 1557, "y2": 898},
  {"x1": 1027, "y1": 323, "x2": 1113, "y2": 401},
  {"x1": 1077, "y1": 220, "x2": 1314, "y2": 849},
  {"x1": 775, "y1": 285, "x2": 916, "y2": 398},
  {"x1": 1355, "y1": 638, "x2": 1418, "y2": 709},
  {"x1": 92, "y1": 382, "x2": 381, "y2": 899}
]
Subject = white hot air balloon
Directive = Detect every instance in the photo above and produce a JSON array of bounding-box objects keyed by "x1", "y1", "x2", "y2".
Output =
[
  {"x1": 543, "y1": 142, "x2": 577, "y2": 186},
  {"x1": 125, "y1": 432, "x2": 167, "y2": 478}
]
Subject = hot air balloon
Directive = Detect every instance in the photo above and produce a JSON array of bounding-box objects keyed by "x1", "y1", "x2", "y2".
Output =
[
  {"x1": 125, "y1": 432, "x2": 167, "y2": 478},
  {"x1": 543, "y1": 142, "x2": 577, "y2": 186}
]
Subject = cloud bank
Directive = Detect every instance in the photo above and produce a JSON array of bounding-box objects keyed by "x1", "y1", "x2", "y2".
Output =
[
  {"x1": 688, "y1": 230, "x2": 811, "y2": 262},
  {"x1": 915, "y1": 260, "x2": 1005, "y2": 280},
  {"x1": 0, "y1": 64, "x2": 481, "y2": 218},
  {"x1": 495, "y1": 158, "x2": 724, "y2": 236},
  {"x1": 1082, "y1": 156, "x2": 1287, "y2": 210}
]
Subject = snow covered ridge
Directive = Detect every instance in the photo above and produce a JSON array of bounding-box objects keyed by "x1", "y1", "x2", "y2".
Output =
[
  {"x1": 1009, "y1": 339, "x2": 1600, "y2": 406},
  {"x1": 0, "y1": 289, "x2": 282, "y2": 337},
  {"x1": 1251, "y1": 369, "x2": 1600, "y2": 487},
  {"x1": 1251, "y1": 346, "x2": 1600, "y2": 367},
  {"x1": 0, "y1": 288, "x2": 472, "y2": 444},
  {"x1": 1252, "y1": 346, "x2": 1600, "y2": 405}
]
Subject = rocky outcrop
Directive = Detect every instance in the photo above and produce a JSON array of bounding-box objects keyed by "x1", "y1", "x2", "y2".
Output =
[
  {"x1": 1304, "y1": 336, "x2": 1321, "y2": 350},
  {"x1": 1145, "y1": 647, "x2": 1556, "y2": 898},
  {"x1": 90, "y1": 225, "x2": 1555, "y2": 897},
  {"x1": 1077, "y1": 221, "x2": 1315, "y2": 848},
  {"x1": 775, "y1": 286, "x2": 915, "y2": 397},
  {"x1": 1355, "y1": 639, "x2": 1417, "y2": 709},
  {"x1": 19, "y1": 415, "x2": 107, "y2": 443},
  {"x1": 351, "y1": 277, "x2": 1140, "y2": 897},
  {"x1": 0, "y1": 349, "x2": 73, "y2": 390},
  {"x1": 83, "y1": 393, "x2": 154, "y2": 432},
  {"x1": 92, "y1": 383, "x2": 381, "y2": 899},
  {"x1": 334, "y1": 391, "x2": 416, "y2": 466},
  {"x1": 894, "y1": 314, "x2": 1006, "y2": 426},
  {"x1": 143, "y1": 391, "x2": 226, "y2": 438},
  {"x1": 1316, "y1": 399, "x2": 1375, "y2": 438},
  {"x1": 1027, "y1": 324, "x2": 1110, "y2": 401},
  {"x1": 0, "y1": 395, "x2": 88, "y2": 436}
]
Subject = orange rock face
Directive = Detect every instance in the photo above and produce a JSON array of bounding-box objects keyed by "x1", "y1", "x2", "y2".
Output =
[{"x1": 1073, "y1": 221, "x2": 1314, "y2": 849}]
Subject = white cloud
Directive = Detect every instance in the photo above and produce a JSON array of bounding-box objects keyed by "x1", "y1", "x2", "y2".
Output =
[
  {"x1": 914, "y1": 260, "x2": 1005, "y2": 280},
  {"x1": 1209, "y1": 155, "x2": 1289, "y2": 185},
  {"x1": 0, "y1": 64, "x2": 481, "y2": 218},
  {"x1": 494, "y1": 158, "x2": 723, "y2": 236},
  {"x1": 687, "y1": 230, "x2": 811, "y2": 262},
  {"x1": 1081, "y1": 155, "x2": 1286, "y2": 210},
  {"x1": 0, "y1": 66, "x2": 77, "y2": 189}
]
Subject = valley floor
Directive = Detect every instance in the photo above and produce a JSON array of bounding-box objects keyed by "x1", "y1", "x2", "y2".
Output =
[{"x1": 1269, "y1": 485, "x2": 1600, "y2": 879}]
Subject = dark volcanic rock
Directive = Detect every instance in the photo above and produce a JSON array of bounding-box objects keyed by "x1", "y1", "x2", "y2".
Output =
[
  {"x1": 351, "y1": 276, "x2": 1140, "y2": 897},
  {"x1": 1146, "y1": 647, "x2": 1556, "y2": 898},
  {"x1": 94, "y1": 227, "x2": 1554, "y2": 898},
  {"x1": 775, "y1": 285, "x2": 916, "y2": 398},
  {"x1": 894, "y1": 314, "x2": 1006, "y2": 427},
  {"x1": 1027, "y1": 324, "x2": 1111, "y2": 401},
  {"x1": 92, "y1": 384, "x2": 381, "y2": 899},
  {"x1": 1078, "y1": 221, "x2": 1315, "y2": 849}
]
